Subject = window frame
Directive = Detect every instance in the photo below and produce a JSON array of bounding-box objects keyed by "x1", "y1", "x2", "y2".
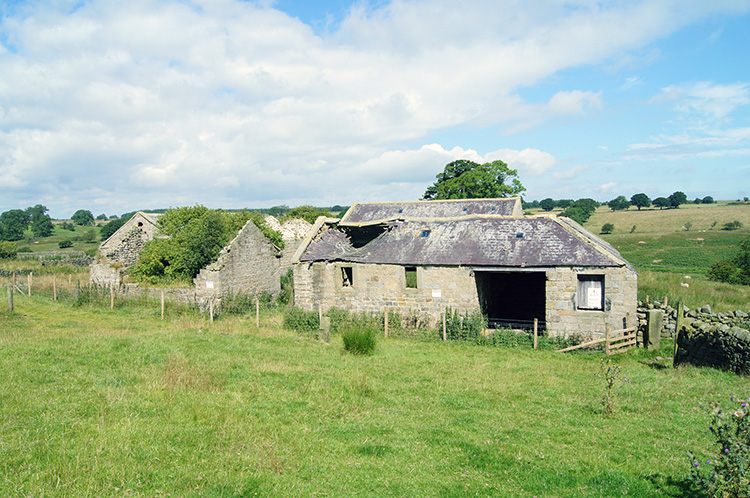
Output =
[{"x1": 577, "y1": 274, "x2": 605, "y2": 311}]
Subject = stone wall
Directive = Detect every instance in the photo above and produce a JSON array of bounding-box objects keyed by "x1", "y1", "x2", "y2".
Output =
[
  {"x1": 293, "y1": 262, "x2": 638, "y2": 339},
  {"x1": 636, "y1": 301, "x2": 750, "y2": 342},
  {"x1": 193, "y1": 220, "x2": 281, "y2": 302}
]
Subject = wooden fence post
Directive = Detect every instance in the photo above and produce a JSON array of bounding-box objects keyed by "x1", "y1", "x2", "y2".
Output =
[
  {"x1": 53, "y1": 277, "x2": 57, "y2": 301},
  {"x1": 110, "y1": 285, "x2": 114, "y2": 310},
  {"x1": 256, "y1": 298, "x2": 260, "y2": 327},
  {"x1": 384, "y1": 308, "x2": 389, "y2": 338},
  {"x1": 161, "y1": 290, "x2": 165, "y2": 320},
  {"x1": 7, "y1": 284, "x2": 12, "y2": 312},
  {"x1": 28, "y1": 272, "x2": 32, "y2": 297},
  {"x1": 442, "y1": 312, "x2": 447, "y2": 342},
  {"x1": 664, "y1": 296, "x2": 668, "y2": 307},
  {"x1": 533, "y1": 318, "x2": 538, "y2": 350},
  {"x1": 209, "y1": 298, "x2": 214, "y2": 325},
  {"x1": 605, "y1": 323, "x2": 611, "y2": 355}
]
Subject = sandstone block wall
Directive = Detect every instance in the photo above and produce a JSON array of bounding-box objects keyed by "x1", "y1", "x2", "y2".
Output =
[
  {"x1": 193, "y1": 220, "x2": 281, "y2": 301},
  {"x1": 293, "y1": 262, "x2": 638, "y2": 339}
]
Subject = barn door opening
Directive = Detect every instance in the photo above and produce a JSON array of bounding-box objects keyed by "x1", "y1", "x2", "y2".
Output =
[{"x1": 475, "y1": 271, "x2": 546, "y2": 330}]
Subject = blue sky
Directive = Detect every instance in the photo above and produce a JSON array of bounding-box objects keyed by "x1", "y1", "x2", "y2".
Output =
[{"x1": 0, "y1": 0, "x2": 748, "y2": 218}]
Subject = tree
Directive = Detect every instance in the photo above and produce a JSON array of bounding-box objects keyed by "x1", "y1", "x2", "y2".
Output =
[
  {"x1": 0, "y1": 209, "x2": 30, "y2": 241},
  {"x1": 100, "y1": 218, "x2": 127, "y2": 241},
  {"x1": 282, "y1": 205, "x2": 330, "y2": 224},
  {"x1": 540, "y1": 198, "x2": 556, "y2": 211},
  {"x1": 653, "y1": 197, "x2": 671, "y2": 209},
  {"x1": 96, "y1": 213, "x2": 108, "y2": 221},
  {"x1": 557, "y1": 199, "x2": 573, "y2": 209},
  {"x1": 607, "y1": 196, "x2": 630, "y2": 211},
  {"x1": 26, "y1": 204, "x2": 54, "y2": 238},
  {"x1": 668, "y1": 191, "x2": 687, "y2": 208},
  {"x1": 71, "y1": 209, "x2": 94, "y2": 226},
  {"x1": 423, "y1": 159, "x2": 525, "y2": 200},
  {"x1": 601, "y1": 223, "x2": 614, "y2": 234},
  {"x1": 561, "y1": 198, "x2": 599, "y2": 224},
  {"x1": 630, "y1": 193, "x2": 651, "y2": 211},
  {"x1": 708, "y1": 236, "x2": 750, "y2": 286},
  {"x1": 702, "y1": 196, "x2": 715, "y2": 204}
]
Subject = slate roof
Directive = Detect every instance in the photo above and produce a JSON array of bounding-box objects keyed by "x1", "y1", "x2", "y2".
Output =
[
  {"x1": 299, "y1": 216, "x2": 629, "y2": 268},
  {"x1": 339, "y1": 198, "x2": 522, "y2": 225}
]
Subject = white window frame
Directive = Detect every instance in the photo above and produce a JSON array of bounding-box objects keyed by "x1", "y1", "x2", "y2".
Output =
[{"x1": 577, "y1": 274, "x2": 604, "y2": 311}]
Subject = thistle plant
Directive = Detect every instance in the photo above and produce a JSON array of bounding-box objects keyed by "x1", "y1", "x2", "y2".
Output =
[
  {"x1": 598, "y1": 358, "x2": 629, "y2": 416},
  {"x1": 688, "y1": 396, "x2": 750, "y2": 498}
]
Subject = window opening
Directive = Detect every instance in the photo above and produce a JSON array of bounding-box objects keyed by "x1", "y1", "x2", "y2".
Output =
[
  {"x1": 340, "y1": 266, "x2": 353, "y2": 287},
  {"x1": 577, "y1": 275, "x2": 604, "y2": 310},
  {"x1": 420, "y1": 229, "x2": 431, "y2": 238},
  {"x1": 405, "y1": 267, "x2": 418, "y2": 289}
]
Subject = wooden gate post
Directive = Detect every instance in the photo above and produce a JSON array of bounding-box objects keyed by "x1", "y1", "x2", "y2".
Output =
[
  {"x1": 442, "y1": 312, "x2": 447, "y2": 342},
  {"x1": 110, "y1": 285, "x2": 115, "y2": 310},
  {"x1": 256, "y1": 298, "x2": 260, "y2": 327},
  {"x1": 605, "y1": 323, "x2": 611, "y2": 355},
  {"x1": 161, "y1": 290, "x2": 165, "y2": 320},
  {"x1": 209, "y1": 298, "x2": 214, "y2": 325},
  {"x1": 53, "y1": 277, "x2": 57, "y2": 301},
  {"x1": 7, "y1": 284, "x2": 12, "y2": 312},
  {"x1": 533, "y1": 318, "x2": 538, "y2": 350},
  {"x1": 28, "y1": 272, "x2": 32, "y2": 297},
  {"x1": 384, "y1": 308, "x2": 389, "y2": 338}
]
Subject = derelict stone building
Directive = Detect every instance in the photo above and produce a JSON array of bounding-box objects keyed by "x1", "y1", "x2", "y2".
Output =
[
  {"x1": 292, "y1": 198, "x2": 637, "y2": 339},
  {"x1": 90, "y1": 212, "x2": 162, "y2": 287}
]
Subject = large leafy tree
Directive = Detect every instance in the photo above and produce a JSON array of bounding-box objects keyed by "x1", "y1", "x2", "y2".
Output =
[
  {"x1": 423, "y1": 159, "x2": 525, "y2": 200},
  {"x1": 560, "y1": 198, "x2": 599, "y2": 224},
  {"x1": 71, "y1": 209, "x2": 95, "y2": 226},
  {"x1": 607, "y1": 196, "x2": 630, "y2": 211},
  {"x1": 668, "y1": 191, "x2": 687, "y2": 208},
  {"x1": 0, "y1": 209, "x2": 30, "y2": 241},
  {"x1": 708, "y1": 237, "x2": 750, "y2": 286},
  {"x1": 652, "y1": 197, "x2": 671, "y2": 209},
  {"x1": 630, "y1": 193, "x2": 651, "y2": 210},
  {"x1": 26, "y1": 204, "x2": 54, "y2": 238},
  {"x1": 539, "y1": 198, "x2": 556, "y2": 211}
]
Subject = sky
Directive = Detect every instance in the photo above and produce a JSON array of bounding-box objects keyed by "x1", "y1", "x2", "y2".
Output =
[{"x1": 1, "y1": 0, "x2": 749, "y2": 219}]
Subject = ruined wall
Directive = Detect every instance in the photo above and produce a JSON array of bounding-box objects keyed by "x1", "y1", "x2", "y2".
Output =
[
  {"x1": 193, "y1": 220, "x2": 281, "y2": 300},
  {"x1": 545, "y1": 266, "x2": 638, "y2": 339},
  {"x1": 99, "y1": 214, "x2": 160, "y2": 268},
  {"x1": 293, "y1": 262, "x2": 638, "y2": 339}
]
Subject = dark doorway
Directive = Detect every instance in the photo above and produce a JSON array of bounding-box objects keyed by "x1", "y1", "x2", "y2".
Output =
[{"x1": 475, "y1": 271, "x2": 546, "y2": 330}]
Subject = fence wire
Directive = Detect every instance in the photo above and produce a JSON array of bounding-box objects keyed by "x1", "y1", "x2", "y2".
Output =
[{"x1": 3, "y1": 274, "x2": 579, "y2": 351}]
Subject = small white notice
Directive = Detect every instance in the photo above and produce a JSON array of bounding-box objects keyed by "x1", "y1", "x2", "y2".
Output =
[
  {"x1": 587, "y1": 286, "x2": 601, "y2": 304},
  {"x1": 206, "y1": 281, "x2": 214, "y2": 289},
  {"x1": 432, "y1": 289, "x2": 442, "y2": 298}
]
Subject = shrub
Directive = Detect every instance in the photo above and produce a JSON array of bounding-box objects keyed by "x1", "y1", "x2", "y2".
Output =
[
  {"x1": 58, "y1": 240, "x2": 73, "y2": 249},
  {"x1": 443, "y1": 308, "x2": 486, "y2": 341},
  {"x1": 688, "y1": 397, "x2": 750, "y2": 498},
  {"x1": 277, "y1": 269, "x2": 294, "y2": 305},
  {"x1": 283, "y1": 306, "x2": 319, "y2": 334},
  {"x1": 342, "y1": 326, "x2": 377, "y2": 355},
  {"x1": 0, "y1": 241, "x2": 17, "y2": 259},
  {"x1": 723, "y1": 221, "x2": 743, "y2": 231},
  {"x1": 598, "y1": 358, "x2": 629, "y2": 416},
  {"x1": 601, "y1": 223, "x2": 614, "y2": 234}
]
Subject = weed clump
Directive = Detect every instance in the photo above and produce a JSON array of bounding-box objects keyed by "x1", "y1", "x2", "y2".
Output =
[
  {"x1": 342, "y1": 325, "x2": 377, "y2": 355},
  {"x1": 688, "y1": 396, "x2": 750, "y2": 498}
]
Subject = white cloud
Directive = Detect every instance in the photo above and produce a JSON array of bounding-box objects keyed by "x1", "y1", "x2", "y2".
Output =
[
  {"x1": 0, "y1": 0, "x2": 748, "y2": 215},
  {"x1": 653, "y1": 81, "x2": 750, "y2": 121},
  {"x1": 552, "y1": 165, "x2": 590, "y2": 180},
  {"x1": 598, "y1": 181, "x2": 618, "y2": 193}
]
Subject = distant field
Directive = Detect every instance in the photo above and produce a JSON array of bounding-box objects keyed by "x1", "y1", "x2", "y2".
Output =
[
  {"x1": 586, "y1": 201, "x2": 750, "y2": 234},
  {"x1": 581, "y1": 202, "x2": 750, "y2": 276},
  {"x1": 16, "y1": 222, "x2": 101, "y2": 254}
]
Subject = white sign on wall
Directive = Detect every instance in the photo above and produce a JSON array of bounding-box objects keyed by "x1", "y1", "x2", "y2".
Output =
[
  {"x1": 432, "y1": 289, "x2": 442, "y2": 298},
  {"x1": 206, "y1": 281, "x2": 214, "y2": 289}
]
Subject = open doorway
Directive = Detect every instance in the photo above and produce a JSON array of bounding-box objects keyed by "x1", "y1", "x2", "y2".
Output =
[{"x1": 475, "y1": 271, "x2": 546, "y2": 330}]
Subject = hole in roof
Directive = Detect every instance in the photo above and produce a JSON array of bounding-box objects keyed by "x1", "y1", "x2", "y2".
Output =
[
  {"x1": 462, "y1": 207, "x2": 467, "y2": 211},
  {"x1": 515, "y1": 232, "x2": 524, "y2": 239},
  {"x1": 398, "y1": 209, "x2": 403, "y2": 213},
  {"x1": 491, "y1": 206, "x2": 496, "y2": 211},
  {"x1": 420, "y1": 229, "x2": 431, "y2": 238}
]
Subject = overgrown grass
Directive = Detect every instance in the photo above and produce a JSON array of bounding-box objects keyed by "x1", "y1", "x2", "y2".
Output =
[
  {"x1": 637, "y1": 270, "x2": 750, "y2": 312},
  {"x1": 1, "y1": 296, "x2": 747, "y2": 497}
]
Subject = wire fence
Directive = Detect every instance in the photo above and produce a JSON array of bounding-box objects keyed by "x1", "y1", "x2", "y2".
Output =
[{"x1": 3, "y1": 272, "x2": 582, "y2": 351}]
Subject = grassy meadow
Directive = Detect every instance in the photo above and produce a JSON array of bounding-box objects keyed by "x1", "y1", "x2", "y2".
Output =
[{"x1": 1, "y1": 295, "x2": 747, "y2": 497}]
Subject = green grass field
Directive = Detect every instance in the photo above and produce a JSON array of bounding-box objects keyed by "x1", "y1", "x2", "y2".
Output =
[{"x1": 1, "y1": 296, "x2": 746, "y2": 497}]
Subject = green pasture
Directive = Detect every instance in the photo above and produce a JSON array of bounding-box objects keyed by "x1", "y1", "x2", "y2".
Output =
[{"x1": 1, "y1": 296, "x2": 747, "y2": 497}]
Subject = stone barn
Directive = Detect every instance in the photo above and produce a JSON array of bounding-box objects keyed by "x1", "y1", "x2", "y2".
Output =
[
  {"x1": 193, "y1": 219, "x2": 283, "y2": 301},
  {"x1": 90, "y1": 212, "x2": 162, "y2": 286},
  {"x1": 292, "y1": 198, "x2": 637, "y2": 339}
]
